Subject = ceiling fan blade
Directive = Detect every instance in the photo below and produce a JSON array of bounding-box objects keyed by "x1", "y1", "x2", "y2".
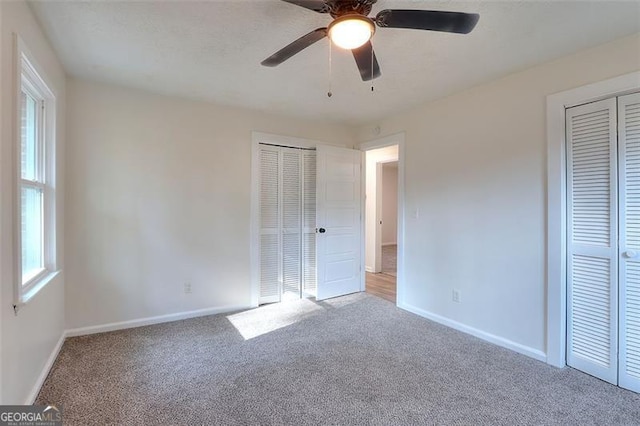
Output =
[
  {"x1": 352, "y1": 41, "x2": 381, "y2": 82},
  {"x1": 261, "y1": 28, "x2": 327, "y2": 67},
  {"x1": 376, "y1": 9, "x2": 479, "y2": 34},
  {"x1": 281, "y1": 0, "x2": 329, "y2": 13}
]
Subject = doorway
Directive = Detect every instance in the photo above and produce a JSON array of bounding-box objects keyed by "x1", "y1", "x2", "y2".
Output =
[{"x1": 360, "y1": 137, "x2": 402, "y2": 304}]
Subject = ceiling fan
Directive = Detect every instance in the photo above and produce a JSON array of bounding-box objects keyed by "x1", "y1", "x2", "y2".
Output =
[{"x1": 261, "y1": 0, "x2": 480, "y2": 81}]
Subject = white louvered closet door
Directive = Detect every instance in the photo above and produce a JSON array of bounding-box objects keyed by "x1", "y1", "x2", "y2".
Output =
[
  {"x1": 566, "y1": 98, "x2": 619, "y2": 384},
  {"x1": 618, "y1": 92, "x2": 640, "y2": 393},
  {"x1": 258, "y1": 144, "x2": 317, "y2": 304},
  {"x1": 282, "y1": 149, "x2": 302, "y2": 300},
  {"x1": 259, "y1": 146, "x2": 282, "y2": 304}
]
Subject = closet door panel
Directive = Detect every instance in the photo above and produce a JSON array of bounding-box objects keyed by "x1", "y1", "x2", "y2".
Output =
[
  {"x1": 259, "y1": 148, "x2": 282, "y2": 304},
  {"x1": 566, "y1": 98, "x2": 618, "y2": 384},
  {"x1": 282, "y1": 149, "x2": 302, "y2": 298},
  {"x1": 619, "y1": 92, "x2": 640, "y2": 393}
]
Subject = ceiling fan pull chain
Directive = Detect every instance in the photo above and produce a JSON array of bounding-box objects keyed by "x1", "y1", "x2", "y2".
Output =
[
  {"x1": 371, "y1": 44, "x2": 374, "y2": 92},
  {"x1": 328, "y1": 38, "x2": 333, "y2": 98}
]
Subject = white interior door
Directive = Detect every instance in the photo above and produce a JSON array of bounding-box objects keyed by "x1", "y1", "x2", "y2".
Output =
[
  {"x1": 566, "y1": 98, "x2": 619, "y2": 384},
  {"x1": 618, "y1": 92, "x2": 640, "y2": 393},
  {"x1": 316, "y1": 145, "x2": 362, "y2": 300}
]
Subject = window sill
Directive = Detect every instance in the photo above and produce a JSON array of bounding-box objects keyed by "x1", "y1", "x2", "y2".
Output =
[{"x1": 16, "y1": 270, "x2": 60, "y2": 310}]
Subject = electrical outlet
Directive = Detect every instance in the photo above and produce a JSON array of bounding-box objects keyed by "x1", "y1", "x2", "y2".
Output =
[
  {"x1": 452, "y1": 289, "x2": 461, "y2": 303},
  {"x1": 184, "y1": 282, "x2": 192, "y2": 294}
]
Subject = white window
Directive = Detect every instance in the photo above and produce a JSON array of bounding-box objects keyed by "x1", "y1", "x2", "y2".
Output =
[{"x1": 15, "y1": 41, "x2": 57, "y2": 305}]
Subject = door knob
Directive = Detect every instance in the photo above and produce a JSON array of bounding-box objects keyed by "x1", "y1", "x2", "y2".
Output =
[
  {"x1": 624, "y1": 250, "x2": 638, "y2": 259},
  {"x1": 318, "y1": 228, "x2": 326, "y2": 234}
]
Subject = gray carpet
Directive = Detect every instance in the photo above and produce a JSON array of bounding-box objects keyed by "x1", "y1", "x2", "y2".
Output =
[
  {"x1": 37, "y1": 293, "x2": 640, "y2": 425},
  {"x1": 382, "y1": 244, "x2": 397, "y2": 277}
]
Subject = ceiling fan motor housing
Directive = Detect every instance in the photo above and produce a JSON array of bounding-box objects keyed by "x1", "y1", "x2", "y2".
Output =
[{"x1": 327, "y1": 0, "x2": 377, "y2": 18}]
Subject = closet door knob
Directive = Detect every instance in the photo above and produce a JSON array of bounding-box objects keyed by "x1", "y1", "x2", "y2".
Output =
[
  {"x1": 624, "y1": 250, "x2": 638, "y2": 259},
  {"x1": 318, "y1": 228, "x2": 326, "y2": 234}
]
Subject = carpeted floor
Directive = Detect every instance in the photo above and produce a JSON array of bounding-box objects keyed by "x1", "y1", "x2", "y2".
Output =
[
  {"x1": 382, "y1": 244, "x2": 397, "y2": 276},
  {"x1": 37, "y1": 293, "x2": 640, "y2": 425}
]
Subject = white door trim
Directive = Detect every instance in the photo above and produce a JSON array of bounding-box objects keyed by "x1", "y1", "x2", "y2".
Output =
[
  {"x1": 358, "y1": 133, "x2": 405, "y2": 306},
  {"x1": 546, "y1": 72, "x2": 640, "y2": 368},
  {"x1": 250, "y1": 132, "x2": 335, "y2": 307}
]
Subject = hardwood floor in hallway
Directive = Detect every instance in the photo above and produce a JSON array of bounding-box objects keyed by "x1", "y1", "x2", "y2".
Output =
[{"x1": 365, "y1": 272, "x2": 396, "y2": 303}]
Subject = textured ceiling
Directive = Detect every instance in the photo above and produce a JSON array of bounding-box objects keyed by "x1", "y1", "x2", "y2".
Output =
[{"x1": 30, "y1": 0, "x2": 640, "y2": 126}]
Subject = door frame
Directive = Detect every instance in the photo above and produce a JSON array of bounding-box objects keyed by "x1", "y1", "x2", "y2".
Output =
[
  {"x1": 546, "y1": 71, "x2": 640, "y2": 368},
  {"x1": 359, "y1": 133, "x2": 406, "y2": 305}
]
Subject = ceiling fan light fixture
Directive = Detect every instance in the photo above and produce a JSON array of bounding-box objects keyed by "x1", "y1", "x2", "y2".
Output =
[{"x1": 328, "y1": 15, "x2": 375, "y2": 50}]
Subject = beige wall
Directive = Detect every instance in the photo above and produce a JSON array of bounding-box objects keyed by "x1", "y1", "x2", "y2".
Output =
[
  {"x1": 356, "y1": 33, "x2": 640, "y2": 358},
  {"x1": 0, "y1": 1, "x2": 66, "y2": 404},
  {"x1": 65, "y1": 78, "x2": 354, "y2": 329}
]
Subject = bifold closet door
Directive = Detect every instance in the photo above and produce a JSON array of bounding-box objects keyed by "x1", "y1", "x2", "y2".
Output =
[
  {"x1": 566, "y1": 98, "x2": 619, "y2": 384},
  {"x1": 282, "y1": 149, "x2": 302, "y2": 298},
  {"x1": 618, "y1": 92, "x2": 640, "y2": 393},
  {"x1": 258, "y1": 145, "x2": 317, "y2": 304},
  {"x1": 283, "y1": 148, "x2": 317, "y2": 298},
  {"x1": 259, "y1": 146, "x2": 282, "y2": 304}
]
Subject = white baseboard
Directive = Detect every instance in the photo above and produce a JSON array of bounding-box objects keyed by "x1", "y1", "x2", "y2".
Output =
[
  {"x1": 398, "y1": 302, "x2": 547, "y2": 363},
  {"x1": 365, "y1": 266, "x2": 375, "y2": 273},
  {"x1": 382, "y1": 242, "x2": 397, "y2": 246},
  {"x1": 65, "y1": 304, "x2": 250, "y2": 337},
  {"x1": 26, "y1": 332, "x2": 66, "y2": 404}
]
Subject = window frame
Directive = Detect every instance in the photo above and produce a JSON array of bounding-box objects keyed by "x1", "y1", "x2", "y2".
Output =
[{"x1": 13, "y1": 36, "x2": 58, "y2": 307}]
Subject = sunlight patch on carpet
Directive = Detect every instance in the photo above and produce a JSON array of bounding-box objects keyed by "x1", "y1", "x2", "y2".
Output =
[{"x1": 226, "y1": 298, "x2": 324, "y2": 340}]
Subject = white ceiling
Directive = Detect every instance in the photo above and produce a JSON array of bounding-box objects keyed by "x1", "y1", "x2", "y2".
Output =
[{"x1": 30, "y1": 0, "x2": 640, "y2": 126}]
